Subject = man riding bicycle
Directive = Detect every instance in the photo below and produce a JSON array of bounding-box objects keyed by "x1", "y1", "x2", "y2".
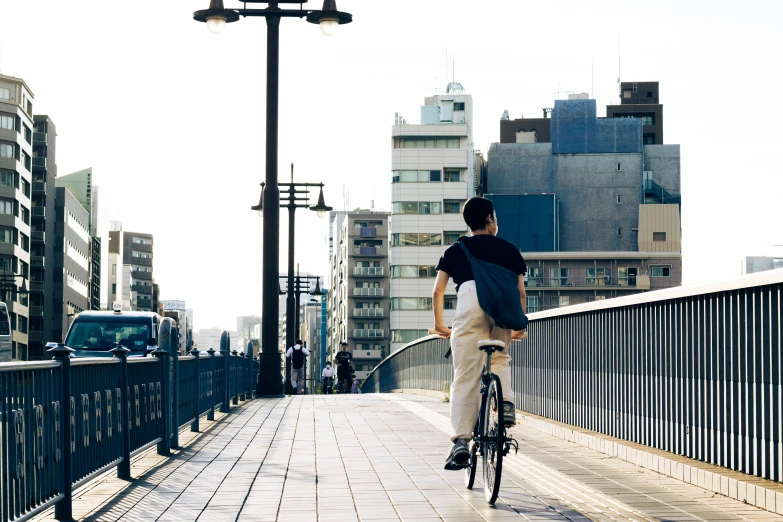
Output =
[{"x1": 431, "y1": 197, "x2": 527, "y2": 470}]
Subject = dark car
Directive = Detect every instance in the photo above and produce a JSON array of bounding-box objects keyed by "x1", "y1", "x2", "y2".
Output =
[{"x1": 64, "y1": 309, "x2": 161, "y2": 358}]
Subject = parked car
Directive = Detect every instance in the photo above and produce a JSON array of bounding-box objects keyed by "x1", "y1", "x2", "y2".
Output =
[{"x1": 64, "y1": 304, "x2": 161, "y2": 358}]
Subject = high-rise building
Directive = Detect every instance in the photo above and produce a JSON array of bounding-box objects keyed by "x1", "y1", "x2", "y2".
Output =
[
  {"x1": 57, "y1": 168, "x2": 101, "y2": 310},
  {"x1": 28, "y1": 115, "x2": 57, "y2": 359},
  {"x1": 327, "y1": 210, "x2": 391, "y2": 377},
  {"x1": 388, "y1": 83, "x2": 474, "y2": 352},
  {"x1": 53, "y1": 187, "x2": 91, "y2": 343},
  {"x1": 0, "y1": 74, "x2": 35, "y2": 359},
  {"x1": 487, "y1": 96, "x2": 681, "y2": 311},
  {"x1": 107, "y1": 225, "x2": 155, "y2": 311}
]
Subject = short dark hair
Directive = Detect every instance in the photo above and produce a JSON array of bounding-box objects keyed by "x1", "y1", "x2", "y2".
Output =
[
  {"x1": 326, "y1": 360, "x2": 331, "y2": 365},
  {"x1": 340, "y1": 342, "x2": 348, "y2": 346},
  {"x1": 462, "y1": 197, "x2": 495, "y2": 231},
  {"x1": 296, "y1": 339, "x2": 303, "y2": 345}
]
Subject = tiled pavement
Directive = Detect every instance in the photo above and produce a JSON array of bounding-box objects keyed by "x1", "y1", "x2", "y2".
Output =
[{"x1": 32, "y1": 394, "x2": 783, "y2": 522}]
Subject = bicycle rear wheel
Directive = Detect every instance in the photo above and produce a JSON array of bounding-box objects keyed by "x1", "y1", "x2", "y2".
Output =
[
  {"x1": 482, "y1": 375, "x2": 504, "y2": 504},
  {"x1": 464, "y1": 439, "x2": 478, "y2": 489}
]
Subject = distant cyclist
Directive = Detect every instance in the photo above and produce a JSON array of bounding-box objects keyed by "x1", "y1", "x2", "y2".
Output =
[
  {"x1": 431, "y1": 197, "x2": 527, "y2": 470},
  {"x1": 334, "y1": 342, "x2": 353, "y2": 394},
  {"x1": 321, "y1": 361, "x2": 335, "y2": 395}
]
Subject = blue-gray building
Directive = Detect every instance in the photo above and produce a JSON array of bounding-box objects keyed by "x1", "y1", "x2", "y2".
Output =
[{"x1": 488, "y1": 97, "x2": 682, "y2": 312}]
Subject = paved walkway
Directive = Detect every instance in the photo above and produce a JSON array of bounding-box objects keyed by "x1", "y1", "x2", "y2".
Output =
[{"x1": 33, "y1": 394, "x2": 783, "y2": 522}]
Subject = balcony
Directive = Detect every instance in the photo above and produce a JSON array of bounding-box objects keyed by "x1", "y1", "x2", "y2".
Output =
[
  {"x1": 353, "y1": 288, "x2": 384, "y2": 297},
  {"x1": 131, "y1": 270, "x2": 153, "y2": 281},
  {"x1": 526, "y1": 276, "x2": 650, "y2": 291},
  {"x1": 352, "y1": 308, "x2": 384, "y2": 318},
  {"x1": 351, "y1": 329, "x2": 385, "y2": 339},
  {"x1": 27, "y1": 331, "x2": 43, "y2": 342},
  {"x1": 353, "y1": 267, "x2": 384, "y2": 277},
  {"x1": 353, "y1": 350, "x2": 383, "y2": 360},
  {"x1": 33, "y1": 132, "x2": 47, "y2": 143},
  {"x1": 131, "y1": 284, "x2": 153, "y2": 294},
  {"x1": 30, "y1": 281, "x2": 44, "y2": 293},
  {"x1": 132, "y1": 256, "x2": 153, "y2": 267},
  {"x1": 31, "y1": 256, "x2": 44, "y2": 267},
  {"x1": 132, "y1": 242, "x2": 153, "y2": 253},
  {"x1": 29, "y1": 306, "x2": 44, "y2": 317},
  {"x1": 353, "y1": 247, "x2": 386, "y2": 257},
  {"x1": 31, "y1": 231, "x2": 45, "y2": 242},
  {"x1": 32, "y1": 182, "x2": 45, "y2": 194},
  {"x1": 359, "y1": 227, "x2": 377, "y2": 238},
  {"x1": 32, "y1": 207, "x2": 45, "y2": 218},
  {"x1": 32, "y1": 157, "x2": 46, "y2": 168}
]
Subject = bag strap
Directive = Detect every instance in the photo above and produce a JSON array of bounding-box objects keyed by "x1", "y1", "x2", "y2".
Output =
[{"x1": 457, "y1": 241, "x2": 473, "y2": 261}]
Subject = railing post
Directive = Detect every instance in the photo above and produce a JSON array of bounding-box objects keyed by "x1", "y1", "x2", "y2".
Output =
[
  {"x1": 247, "y1": 341, "x2": 254, "y2": 400},
  {"x1": 111, "y1": 346, "x2": 132, "y2": 480},
  {"x1": 190, "y1": 349, "x2": 200, "y2": 432},
  {"x1": 153, "y1": 346, "x2": 171, "y2": 456},
  {"x1": 168, "y1": 324, "x2": 180, "y2": 448},
  {"x1": 48, "y1": 343, "x2": 74, "y2": 522},
  {"x1": 232, "y1": 350, "x2": 239, "y2": 405},
  {"x1": 207, "y1": 348, "x2": 216, "y2": 420},
  {"x1": 220, "y1": 332, "x2": 230, "y2": 413},
  {"x1": 239, "y1": 352, "x2": 247, "y2": 401}
]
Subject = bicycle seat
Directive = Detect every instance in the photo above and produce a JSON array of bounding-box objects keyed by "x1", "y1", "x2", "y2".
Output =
[{"x1": 478, "y1": 340, "x2": 505, "y2": 352}]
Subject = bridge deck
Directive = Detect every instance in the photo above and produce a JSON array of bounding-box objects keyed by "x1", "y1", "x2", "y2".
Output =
[{"x1": 33, "y1": 394, "x2": 783, "y2": 522}]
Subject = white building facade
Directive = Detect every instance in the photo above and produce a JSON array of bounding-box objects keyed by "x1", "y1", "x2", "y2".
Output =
[{"x1": 389, "y1": 84, "x2": 475, "y2": 352}]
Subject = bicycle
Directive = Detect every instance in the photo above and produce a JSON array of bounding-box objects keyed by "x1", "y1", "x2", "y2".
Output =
[{"x1": 442, "y1": 338, "x2": 519, "y2": 504}]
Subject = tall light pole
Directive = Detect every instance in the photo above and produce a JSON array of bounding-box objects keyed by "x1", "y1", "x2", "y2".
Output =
[{"x1": 194, "y1": 0, "x2": 351, "y2": 396}]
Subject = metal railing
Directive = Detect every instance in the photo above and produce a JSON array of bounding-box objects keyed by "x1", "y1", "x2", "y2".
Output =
[
  {"x1": 526, "y1": 276, "x2": 644, "y2": 288},
  {"x1": 353, "y1": 288, "x2": 384, "y2": 297},
  {"x1": 0, "y1": 320, "x2": 259, "y2": 522},
  {"x1": 353, "y1": 308, "x2": 384, "y2": 317},
  {"x1": 352, "y1": 329, "x2": 384, "y2": 338},
  {"x1": 362, "y1": 269, "x2": 783, "y2": 485},
  {"x1": 353, "y1": 267, "x2": 384, "y2": 276}
]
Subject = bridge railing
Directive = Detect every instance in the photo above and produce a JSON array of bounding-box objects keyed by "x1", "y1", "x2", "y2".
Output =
[
  {"x1": 0, "y1": 322, "x2": 259, "y2": 522},
  {"x1": 363, "y1": 269, "x2": 783, "y2": 485}
]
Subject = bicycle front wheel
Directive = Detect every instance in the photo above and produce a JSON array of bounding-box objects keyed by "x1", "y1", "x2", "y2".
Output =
[{"x1": 482, "y1": 375, "x2": 504, "y2": 504}]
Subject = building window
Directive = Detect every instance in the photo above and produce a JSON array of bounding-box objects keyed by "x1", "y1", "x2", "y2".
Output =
[
  {"x1": 647, "y1": 92, "x2": 653, "y2": 98},
  {"x1": 0, "y1": 199, "x2": 13, "y2": 215},
  {"x1": 0, "y1": 229, "x2": 11, "y2": 243},
  {"x1": 641, "y1": 115, "x2": 654, "y2": 126},
  {"x1": 392, "y1": 170, "x2": 442, "y2": 183},
  {"x1": 0, "y1": 115, "x2": 14, "y2": 130},
  {"x1": 21, "y1": 206, "x2": 29, "y2": 225},
  {"x1": 393, "y1": 137, "x2": 460, "y2": 149},
  {"x1": 650, "y1": 266, "x2": 671, "y2": 278},
  {"x1": 132, "y1": 237, "x2": 152, "y2": 245},
  {"x1": 0, "y1": 171, "x2": 13, "y2": 187},
  {"x1": 392, "y1": 201, "x2": 442, "y2": 215},
  {"x1": 443, "y1": 200, "x2": 464, "y2": 214},
  {"x1": 0, "y1": 143, "x2": 14, "y2": 159},
  {"x1": 391, "y1": 297, "x2": 432, "y2": 311},
  {"x1": 0, "y1": 88, "x2": 10, "y2": 101},
  {"x1": 453, "y1": 102, "x2": 465, "y2": 111},
  {"x1": 616, "y1": 163, "x2": 622, "y2": 172},
  {"x1": 391, "y1": 233, "x2": 442, "y2": 247},
  {"x1": 618, "y1": 267, "x2": 637, "y2": 286},
  {"x1": 586, "y1": 268, "x2": 606, "y2": 286},
  {"x1": 444, "y1": 296, "x2": 458, "y2": 310},
  {"x1": 444, "y1": 169, "x2": 463, "y2": 182},
  {"x1": 559, "y1": 296, "x2": 570, "y2": 307},
  {"x1": 391, "y1": 329, "x2": 429, "y2": 343},
  {"x1": 391, "y1": 265, "x2": 437, "y2": 278},
  {"x1": 526, "y1": 296, "x2": 539, "y2": 314},
  {"x1": 643, "y1": 134, "x2": 655, "y2": 145},
  {"x1": 443, "y1": 231, "x2": 465, "y2": 246},
  {"x1": 616, "y1": 195, "x2": 622, "y2": 204},
  {"x1": 617, "y1": 228, "x2": 622, "y2": 236},
  {"x1": 21, "y1": 179, "x2": 29, "y2": 198},
  {"x1": 548, "y1": 267, "x2": 568, "y2": 286},
  {"x1": 653, "y1": 232, "x2": 666, "y2": 242},
  {"x1": 623, "y1": 90, "x2": 632, "y2": 99},
  {"x1": 20, "y1": 233, "x2": 29, "y2": 252}
]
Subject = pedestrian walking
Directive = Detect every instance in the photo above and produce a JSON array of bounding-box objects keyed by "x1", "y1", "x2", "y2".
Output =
[
  {"x1": 321, "y1": 361, "x2": 335, "y2": 394},
  {"x1": 350, "y1": 374, "x2": 360, "y2": 394},
  {"x1": 286, "y1": 339, "x2": 310, "y2": 394},
  {"x1": 334, "y1": 342, "x2": 353, "y2": 394}
]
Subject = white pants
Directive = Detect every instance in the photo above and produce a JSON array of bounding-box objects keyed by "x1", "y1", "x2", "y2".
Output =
[
  {"x1": 450, "y1": 281, "x2": 513, "y2": 441},
  {"x1": 291, "y1": 368, "x2": 304, "y2": 392}
]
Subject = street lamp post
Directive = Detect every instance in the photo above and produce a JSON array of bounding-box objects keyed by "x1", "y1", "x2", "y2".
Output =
[{"x1": 194, "y1": 0, "x2": 351, "y2": 396}]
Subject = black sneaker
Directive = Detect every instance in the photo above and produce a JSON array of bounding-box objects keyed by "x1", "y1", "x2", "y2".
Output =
[
  {"x1": 503, "y1": 402, "x2": 516, "y2": 427},
  {"x1": 444, "y1": 439, "x2": 470, "y2": 470}
]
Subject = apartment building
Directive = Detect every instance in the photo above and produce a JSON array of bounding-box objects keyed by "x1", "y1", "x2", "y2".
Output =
[
  {"x1": 0, "y1": 74, "x2": 35, "y2": 359},
  {"x1": 327, "y1": 210, "x2": 391, "y2": 379},
  {"x1": 389, "y1": 83, "x2": 474, "y2": 352},
  {"x1": 107, "y1": 224, "x2": 155, "y2": 311}
]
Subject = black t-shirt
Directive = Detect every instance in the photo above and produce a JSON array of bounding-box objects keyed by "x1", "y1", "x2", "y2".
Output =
[
  {"x1": 436, "y1": 235, "x2": 527, "y2": 291},
  {"x1": 335, "y1": 351, "x2": 352, "y2": 366}
]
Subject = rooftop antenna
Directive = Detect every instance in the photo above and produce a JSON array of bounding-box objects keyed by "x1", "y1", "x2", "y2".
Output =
[
  {"x1": 453, "y1": 54, "x2": 455, "y2": 84},
  {"x1": 342, "y1": 185, "x2": 346, "y2": 212},
  {"x1": 591, "y1": 56, "x2": 594, "y2": 99},
  {"x1": 617, "y1": 33, "x2": 621, "y2": 86}
]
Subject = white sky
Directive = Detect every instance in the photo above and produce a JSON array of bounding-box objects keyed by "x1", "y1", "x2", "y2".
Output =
[{"x1": 2, "y1": 0, "x2": 782, "y2": 331}]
